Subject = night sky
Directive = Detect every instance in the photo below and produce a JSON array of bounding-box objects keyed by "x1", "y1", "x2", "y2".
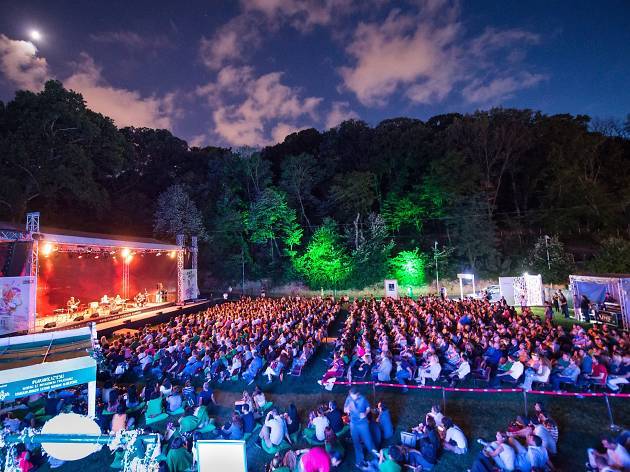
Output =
[{"x1": 1, "y1": 0, "x2": 628, "y2": 147}]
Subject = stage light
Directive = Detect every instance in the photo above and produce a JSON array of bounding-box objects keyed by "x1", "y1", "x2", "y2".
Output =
[
  {"x1": 78, "y1": 255, "x2": 83, "y2": 259},
  {"x1": 41, "y1": 242, "x2": 53, "y2": 257},
  {"x1": 156, "y1": 252, "x2": 162, "y2": 256},
  {"x1": 121, "y1": 248, "x2": 131, "y2": 258},
  {"x1": 125, "y1": 254, "x2": 133, "y2": 264},
  {"x1": 169, "y1": 251, "x2": 176, "y2": 258},
  {"x1": 94, "y1": 254, "x2": 100, "y2": 259}
]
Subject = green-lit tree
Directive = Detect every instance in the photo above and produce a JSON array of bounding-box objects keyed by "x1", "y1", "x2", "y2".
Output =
[
  {"x1": 381, "y1": 193, "x2": 425, "y2": 233},
  {"x1": 294, "y1": 219, "x2": 350, "y2": 289},
  {"x1": 245, "y1": 187, "x2": 302, "y2": 261},
  {"x1": 389, "y1": 249, "x2": 427, "y2": 287},
  {"x1": 527, "y1": 235, "x2": 575, "y2": 283}
]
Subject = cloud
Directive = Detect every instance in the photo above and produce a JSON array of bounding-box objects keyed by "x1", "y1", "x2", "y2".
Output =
[
  {"x1": 187, "y1": 134, "x2": 208, "y2": 148},
  {"x1": 241, "y1": 0, "x2": 355, "y2": 32},
  {"x1": 462, "y1": 72, "x2": 547, "y2": 104},
  {"x1": 325, "y1": 101, "x2": 359, "y2": 129},
  {"x1": 199, "y1": 16, "x2": 261, "y2": 71},
  {"x1": 339, "y1": 2, "x2": 545, "y2": 107},
  {"x1": 65, "y1": 54, "x2": 178, "y2": 129},
  {"x1": 200, "y1": 68, "x2": 322, "y2": 146},
  {"x1": 89, "y1": 31, "x2": 173, "y2": 50},
  {"x1": 200, "y1": 0, "x2": 365, "y2": 71},
  {"x1": 0, "y1": 34, "x2": 50, "y2": 91},
  {"x1": 271, "y1": 122, "x2": 308, "y2": 142}
]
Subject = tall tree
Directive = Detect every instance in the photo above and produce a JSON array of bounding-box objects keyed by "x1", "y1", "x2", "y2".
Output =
[
  {"x1": 279, "y1": 153, "x2": 322, "y2": 230},
  {"x1": 527, "y1": 235, "x2": 575, "y2": 283},
  {"x1": 348, "y1": 213, "x2": 394, "y2": 288},
  {"x1": 294, "y1": 219, "x2": 350, "y2": 289},
  {"x1": 0, "y1": 80, "x2": 128, "y2": 224},
  {"x1": 245, "y1": 187, "x2": 302, "y2": 261},
  {"x1": 447, "y1": 195, "x2": 499, "y2": 273},
  {"x1": 153, "y1": 184, "x2": 207, "y2": 241}
]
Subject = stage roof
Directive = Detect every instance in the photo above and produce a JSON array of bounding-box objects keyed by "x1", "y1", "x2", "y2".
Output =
[
  {"x1": 0, "y1": 326, "x2": 94, "y2": 372},
  {"x1": 0, "y1": 221, "x2": 181, "y2": 251}
]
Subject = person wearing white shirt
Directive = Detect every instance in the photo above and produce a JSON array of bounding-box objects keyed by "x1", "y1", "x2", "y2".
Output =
[
  {"x1": 533, "y1": 423, "x2": 556, "y2": 455},
  {"x1": 443, "y1": 417, "x2": 468, "y2": 454},
  {"x1": 426, "y1": 405, "x2": 444, "y2": 428},
  {"x1": 260, "y1": 410, "x2": 286, "y2": 448},
  {"x1": 311, "y1": 409, "x2": 330, "y2": 442},
  {"x1": 588, "y1": 437, "x2": 630, "y2": 471},
  {"x1": 475, "y1": 431, "x2": 516, "y2": 472}
]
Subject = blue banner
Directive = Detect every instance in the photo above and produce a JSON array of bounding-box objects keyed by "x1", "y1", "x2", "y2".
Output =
[{"x1": 0, "y1": 364, "x2": 96, "y2": 402}]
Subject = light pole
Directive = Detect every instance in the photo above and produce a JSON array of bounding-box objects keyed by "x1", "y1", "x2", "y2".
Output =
[
  {"x1": 434, "y1": 241, "x2": 440, "y2": 295},
  {"x1": 544, "y1": 235, "x2": 551, "y2": 271},
  {"x1": 241, "y1": 246, "x2": 245, "y2": 297}
]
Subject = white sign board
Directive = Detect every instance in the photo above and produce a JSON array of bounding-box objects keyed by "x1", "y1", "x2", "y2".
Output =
[
  {"x1": 384, "y1": 280, "x2": 399, "y2": 299},
  {"x1": 499, "y1": 275, "x2": 544, "y2": 306},
  {"x1": 196, "y1": 440, "x2": 247, "y2": 472},
  {"x1": 0, "y1": 276, "x2": 36, "y2": 335}
]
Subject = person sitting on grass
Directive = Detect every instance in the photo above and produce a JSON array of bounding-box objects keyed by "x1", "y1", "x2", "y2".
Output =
[
  {"x1": 217, "y1": 412, "x2": 244, "y2": 440},
  {"x1": 411, "y1": 415, "x2": 440, "y2": 470},
  {"x1": 307, "y1": 407, "x2": 330, "y2": 443},
  {"x1": 258, "y1": 409, "x2": 288, "y2": 450},
  {"x1": 362, "y1": 445, "x2": 404, "y2": 472},
  {"x1": 240, "y1": 404, "x2": 256, "y2": 434},
  {"x1": 442, "y1": 417, "x2": 468, "y2": 455},
  {"x1": 473, "y1": 431, "x2": 516, "y2": 471},
  {"x1": 325, "y1": 400, "x2": 345, "y2": 434},
  {"x1": 586, "y1": 436, "x2": 630, "y2": 471},
  {"x1": 507, "y1": 433, "x2": 551, "y2": 472},
  {"x1": 284, "y1": 404, "x2": 300, "y2": 443},
  {"x1": 253, "y1": 386, "x2": 269, "y2": 417}
]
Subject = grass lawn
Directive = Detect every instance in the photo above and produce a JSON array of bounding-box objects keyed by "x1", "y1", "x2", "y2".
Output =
[{"x1": 32, "y1": 307, "x2": 628, "y2": 472}]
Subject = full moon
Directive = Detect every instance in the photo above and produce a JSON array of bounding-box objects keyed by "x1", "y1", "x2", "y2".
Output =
[{"x1": 29, "y1": 30, "x2": 42, "y2": 41}]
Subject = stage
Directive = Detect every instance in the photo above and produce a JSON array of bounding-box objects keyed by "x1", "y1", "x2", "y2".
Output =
[
  {"x1": 37, "y1": 298, "x2": 213, "y2": 336},
  {"x1": 1, "y1": 213, "x2": 202, "y2": 337}
]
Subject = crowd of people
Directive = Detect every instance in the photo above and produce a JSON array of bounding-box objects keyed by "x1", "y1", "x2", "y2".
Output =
[
  {"x1": 324, "y1": 296, "x2": 629, "y2": 394},
  {"x1": 2, "y1": 294, "x2": 629, "y2": 471},
  {"x1": 99, "y1": 296, "x2": 340, "y2": 386}
]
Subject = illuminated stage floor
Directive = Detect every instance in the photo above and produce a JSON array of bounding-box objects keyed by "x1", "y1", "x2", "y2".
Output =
[{"x1": 36, "y1": 299, "x2": 212, "y2": 334}]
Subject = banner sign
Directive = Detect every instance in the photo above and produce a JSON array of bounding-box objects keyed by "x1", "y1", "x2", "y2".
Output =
[
  {"x1": 180, "y1": 269, "x2": 199, "y2": 301},
  {"x1": 0, "y1": 276, "x2": 36, "y2": 335},
  {"x1": 0, "y1": 363, "x2": 96, "y2": 402}
]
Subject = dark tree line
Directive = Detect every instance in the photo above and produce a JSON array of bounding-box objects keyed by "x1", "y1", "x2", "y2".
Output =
[{"x1": 1, "y1": 81, "x2": 629, "y2": 287}]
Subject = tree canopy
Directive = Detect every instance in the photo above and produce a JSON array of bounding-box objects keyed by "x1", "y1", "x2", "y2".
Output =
[{"x1": 1, "y1": 80, "x2": 629, "y2": 288}]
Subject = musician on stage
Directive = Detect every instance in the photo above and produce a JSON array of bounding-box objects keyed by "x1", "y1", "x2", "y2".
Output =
[
  {"x1": 604, "y1": 291, "x2": 616, "y2": 304},
  {"x1": 134, "y1": 291, "x2": 147, "y2": 307},
  {"x1": 101, "y1": 294, "x2": 109, "y2": 305},
  {"x1": 67, "y1": 297, "x2": 80, "y2": 313},
  {"x1": 114, "y1": 294, "x2": 123, "y2": 306}
]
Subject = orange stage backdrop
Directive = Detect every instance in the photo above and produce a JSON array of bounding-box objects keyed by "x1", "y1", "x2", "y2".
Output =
[{"x1": 37, "y1": 253, "x2": 177, "y2": 316}]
